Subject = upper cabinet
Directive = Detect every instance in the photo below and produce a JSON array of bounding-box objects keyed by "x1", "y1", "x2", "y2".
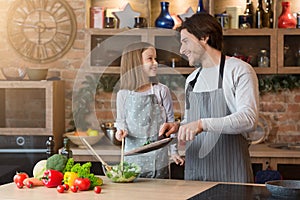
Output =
[
  {"x1": 277, "y1": 29, "x2": 300, "y2": 74},
  {"x1": 84, "y1": 0, "x2": 300, "y2": 74}
]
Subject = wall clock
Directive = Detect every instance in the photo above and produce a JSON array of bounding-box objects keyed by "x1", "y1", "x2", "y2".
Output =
[{"x1": 7, "y1": 0, "x2": 77, "y2": 63}]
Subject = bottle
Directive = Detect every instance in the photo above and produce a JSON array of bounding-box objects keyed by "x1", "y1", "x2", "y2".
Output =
[
  {"x1": 155, "y1": 2, "x2": 174, "y2": 29},
  {"x1": 46, "y1": 136, "x2": 55, "y2": 158},
  {"x1": 255, "y1": 0, "x2": 265, "y2": 28},
  {"x1": 244, "y1": 0, "x2": 254, "y2": 15},
  {"x1": 196, "y1": 0, "x2": 207, "y2": 13},
  {"x1": 92, "y1": 37, "x2": 104, "y2": 66},
  {"x1": 243, "y1": 0, "x2": 254, "y2": 28},
  {"x1": 263, "y1": 0, "x2": 274, "y2": 28},
  {"x1": 60, "y1": 138, "x2": 73, "y2": 158},
  {"x1": 278, "y1": 1, "x2": 296, "y2": 28}
]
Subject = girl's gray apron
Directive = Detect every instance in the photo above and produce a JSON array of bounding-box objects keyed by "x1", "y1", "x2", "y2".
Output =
[
  {"x1": 123, "y1": 88, "x2": 169, "y2": 178},
  {"x1": 185, "y1": 54, "x2": 253, "y2": 183}
]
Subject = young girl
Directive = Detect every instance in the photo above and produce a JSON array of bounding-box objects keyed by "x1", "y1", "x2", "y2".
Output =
[{"x1": 115, "y1": 42, "x2": 184, "y2": 178}]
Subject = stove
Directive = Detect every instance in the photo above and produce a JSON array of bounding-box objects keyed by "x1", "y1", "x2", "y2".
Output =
[
  {"x1": 0, "y1": 135, "x2": 49, "y2": 184},
  {"x1": 187, "y1": 183, "x2": 291, "y2": 200}
]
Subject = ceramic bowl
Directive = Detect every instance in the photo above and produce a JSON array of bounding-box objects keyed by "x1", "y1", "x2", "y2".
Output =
[
  {"x1": 64, "y1": 131, "x2": 104, "y2": 148},
  {"x1": 1, "y1": 67, "x2": 26, "y2": 80},
  {"x1": 26, "y1": 68, "x2": 48, "y2": 81},
  {"x1": 266, "y1": 180, "x2": 300, "y2": 198}
]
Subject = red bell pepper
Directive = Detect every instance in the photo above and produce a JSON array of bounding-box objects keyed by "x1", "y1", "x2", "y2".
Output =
[{"x1": 42, "y1": 169, "x2": 64, "y2": 188}]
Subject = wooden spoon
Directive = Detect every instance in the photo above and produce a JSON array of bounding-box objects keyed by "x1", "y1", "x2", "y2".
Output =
[
  {"x1": 82, "y1": 138, "x2": 112, "y2": 171},
  {"x1": 121, "y1": 137, "x2": 124, "y2": 174}
]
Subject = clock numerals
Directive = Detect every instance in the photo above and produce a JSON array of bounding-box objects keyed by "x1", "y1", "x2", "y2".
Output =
[
  {"x1": 37, "y1": 45, "x2": 47, "y2": 59},
  {"x1": 19, "y1": 40, "x2": 35, "y2": 58},
  {"x1": 16, "y1": 7, "x2": 29, "y2": 21},
  {"x1": 24, "y1": 0, "x2": 36, "y2": 13},
  {"x1": 54, "y1": 10, "x2": 69, "y2": 23},
  {"x1": 46, "y1": 41, "x2": 59, "y2": 55}
]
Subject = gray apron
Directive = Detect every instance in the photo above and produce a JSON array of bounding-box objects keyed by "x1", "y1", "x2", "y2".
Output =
[
  {"x1": 184, "y1": 54, "x2": 253, "y2": 183},
  {"x1": 123, "y1": 87, "x2": 169, "y2": 178}
]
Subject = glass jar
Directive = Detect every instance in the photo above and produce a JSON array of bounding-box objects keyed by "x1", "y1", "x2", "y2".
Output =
[{"x1": 257, "y1": 49, "x2": 269, "y2": 67}]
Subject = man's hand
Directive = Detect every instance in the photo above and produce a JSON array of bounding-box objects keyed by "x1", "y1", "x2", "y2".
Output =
[
  {"x1": 178, "y1": 120, "x2": 203, "y2": 141},
  {"x1": 159, "y1": 122, "x2": 180, "y2": 137}
]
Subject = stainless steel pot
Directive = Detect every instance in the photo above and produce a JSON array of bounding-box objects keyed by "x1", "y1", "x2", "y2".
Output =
[{"x1": 101, "y1": 122, "x2": 121, "y2": 146}]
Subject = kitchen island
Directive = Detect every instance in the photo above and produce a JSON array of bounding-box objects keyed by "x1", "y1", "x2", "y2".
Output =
[
  {"x1": 70, "y1": 137, "x2": 300, "y2": 171},
  {"x1": 0, "y1": 176, "x2": 269, "y2": 200}
]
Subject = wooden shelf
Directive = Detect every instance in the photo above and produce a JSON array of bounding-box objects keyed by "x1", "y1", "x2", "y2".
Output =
[{"x1": 79, "y1": 66, "x2": 195, "y2": 75}]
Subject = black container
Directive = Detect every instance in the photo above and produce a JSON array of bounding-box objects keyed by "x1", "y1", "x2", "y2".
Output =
[{"x1": 239, "y1": 14, "x2": 253, "y2": 29}]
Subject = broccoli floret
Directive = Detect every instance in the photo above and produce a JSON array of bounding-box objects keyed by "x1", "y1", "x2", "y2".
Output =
[
  {"x1": 46, "y1": 154, "x2": 68, "y2": 172},
  {"x1": 63, "y1": 158, "x2": 74, "y2": 173}
]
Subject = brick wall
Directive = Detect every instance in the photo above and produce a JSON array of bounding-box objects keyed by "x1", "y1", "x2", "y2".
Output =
[{"x1": 0, "y1": 0, "x2": 299, "y2": 144}]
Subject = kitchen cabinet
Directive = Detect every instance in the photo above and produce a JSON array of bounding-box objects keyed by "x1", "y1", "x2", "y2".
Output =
[
  {"x1": 223, "y1": 29, "x2": 277, "y2": 74},
  {"x1": 0, "y1": 81, "x2": 65, "y2": 151},
  {"x1": 277, "y1": 29, "x2": 300, "y2": 74},
  {"x1": 84, "y1": 2, "x2": 300, "y2": 75},
  {"x1": 85, "y1": 28, "x2": 194, "y2": 75}
]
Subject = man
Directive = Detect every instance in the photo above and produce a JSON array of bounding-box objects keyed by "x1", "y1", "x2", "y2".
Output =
[{"x1": 159, "y1": 13, "x2": 259, "y2": 183}]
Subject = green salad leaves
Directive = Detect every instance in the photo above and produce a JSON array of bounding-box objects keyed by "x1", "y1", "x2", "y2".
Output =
[{"x1": 105, "y1": 162, "x2": 141, "y2": 183}]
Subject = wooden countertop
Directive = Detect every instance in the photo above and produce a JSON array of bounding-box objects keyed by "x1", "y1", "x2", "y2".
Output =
[
  {"x1": 70, "y1": 137, "x2": 300, "y2": 162},
  {"x1": 0, "y1": 176, "x2": 263, "y2": 200}
]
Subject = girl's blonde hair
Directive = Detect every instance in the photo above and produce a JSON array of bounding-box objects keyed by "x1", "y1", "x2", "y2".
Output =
[{"x1": 119, "y1": 42, "x2": 156, "y2": 90}]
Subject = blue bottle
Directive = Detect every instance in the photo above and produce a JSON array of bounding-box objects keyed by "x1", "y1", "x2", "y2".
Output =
[
  {"x1": 197, "y1": 0, "x2": 207, "y2": 13},
  {"x1": 155, "y1": 2, "x2": 174, "y2": 29}
]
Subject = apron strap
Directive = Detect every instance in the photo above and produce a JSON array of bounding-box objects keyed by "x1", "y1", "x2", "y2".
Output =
[
  {"x1": 186, "y1": 53, "x2": 226, "y2": 109},
  {"x1": 218, "y1": 53, "x2": 226, "y2": 89}
]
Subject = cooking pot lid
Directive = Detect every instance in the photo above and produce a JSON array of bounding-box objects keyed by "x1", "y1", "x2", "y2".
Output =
[{"x1": 248, "y1": 114, "x2": 270, "y2": 145}]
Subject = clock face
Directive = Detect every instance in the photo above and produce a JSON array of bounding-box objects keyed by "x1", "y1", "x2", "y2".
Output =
[{"x1": 7, "y1": 0, "x2": 77, "y2": 63}]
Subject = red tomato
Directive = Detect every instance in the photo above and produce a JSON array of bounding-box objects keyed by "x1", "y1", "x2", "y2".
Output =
[
  {"x1": 63, "y1": 184, "x2": 69, "y2": 191},
  {"x1": 16, "y1": 182, "x2": 24, "y2": 189},
  {"x1": 94, "y1": 186, "x2": 102, "y2": 194},
  {"x1": 70, "y1": 185, "x2": 78, "y2": 193},
  {"x1": 25, "y1": 180, "x2": 33, "y2": 188},
  {"x1": 13, "y1": 172, "x2": 29, "y2": 185},
  {"x1": 56, "y1": 185, "x2": 65, "y2": 193},
  {"x1": 73, "y1": 178, "x2": 90, "y2": 191}
]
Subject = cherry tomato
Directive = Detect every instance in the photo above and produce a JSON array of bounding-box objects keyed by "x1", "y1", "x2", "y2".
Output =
[
  {"x1": 73, "y1": 178, "x2": 90, "y2": 191},
  {"x1": 16, "y1": 182, "x2": 24, "y2": 189},
  {"x1": 57, "y1": 185, "x2": 65, "y2": 193},
  {"x1": 13, "y1": 172, "x2": 29, "y2": 185},
  {"x1": 94, "y1": 186, "x2": 102, "y2": 194},
  {"x1": 25, "y1": 180, "x2": 33, "y2": 188},
  {"x1": 70, "y1": 185, "x2": 78, "y2": 193},
  {"x1": 63, "y1": 184, "x2": 69, "y2": 191}
]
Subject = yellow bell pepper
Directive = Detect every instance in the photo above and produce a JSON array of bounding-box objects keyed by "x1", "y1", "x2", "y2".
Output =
[{"x1": 63, "y1": 172, "x2": 78, "y2": 187}]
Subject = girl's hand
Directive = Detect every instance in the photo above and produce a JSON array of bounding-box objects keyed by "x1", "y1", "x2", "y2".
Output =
[
  {"x1": 115, "y1": 130, "x2": 128, "y2": 141},
  {"x1": 171, "y1": 154, "x2": 185, "y2": 166}
]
